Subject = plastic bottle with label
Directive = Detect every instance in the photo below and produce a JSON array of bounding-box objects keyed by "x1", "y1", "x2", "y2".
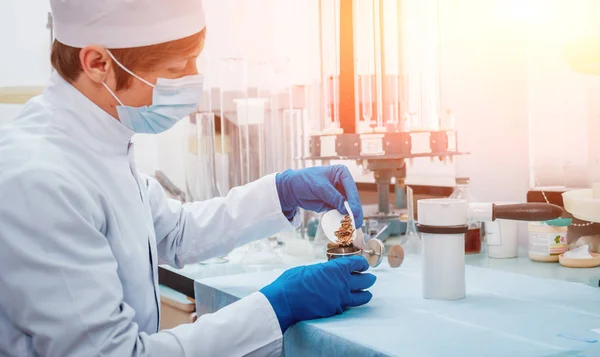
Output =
[
  {"x1": 528, "y1": 218, "x2": 572, "y2": 262},
  {"x1": 449, "y1": 178, "x2": 482, "y2": 254}
]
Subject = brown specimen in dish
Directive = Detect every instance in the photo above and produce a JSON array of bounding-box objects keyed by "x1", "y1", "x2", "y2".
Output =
[
  {"x1": 327, "y1": 242, "x2": 340, "y2": 250},
  {"x1": 334, "y1": 215, "x2": 355, "y2": 246}
]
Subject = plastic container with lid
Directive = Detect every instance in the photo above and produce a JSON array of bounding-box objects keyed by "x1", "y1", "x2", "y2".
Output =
[
  {"x1": 418, "y1": 198, "x2": 469, "y2": 300},
  {"x1": 449, "y1": 178, "x2": 482, "y2": 254},
  {"x1": 528, "y1": 218, "x2": 572, "y2": 262}
]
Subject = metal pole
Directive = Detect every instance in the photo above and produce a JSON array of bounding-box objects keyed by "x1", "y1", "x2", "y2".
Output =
[{"x1": 339, "y1": 0, "x2": 357, "y2": 134}]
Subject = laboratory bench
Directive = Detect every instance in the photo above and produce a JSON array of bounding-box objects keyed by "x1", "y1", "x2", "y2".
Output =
[{"x1": 159, "y1": 243, "x2": 600, "y2": 357}]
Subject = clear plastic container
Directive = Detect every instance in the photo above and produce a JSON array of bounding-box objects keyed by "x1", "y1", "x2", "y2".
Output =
[{"x1": 449, "y1": 178, "x2": 482, "y2": 254}]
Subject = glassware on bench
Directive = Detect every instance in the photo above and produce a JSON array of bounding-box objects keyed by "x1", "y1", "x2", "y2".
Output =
[{"x1": 449, "y1": 178, "x2": 482, "y2": 254}]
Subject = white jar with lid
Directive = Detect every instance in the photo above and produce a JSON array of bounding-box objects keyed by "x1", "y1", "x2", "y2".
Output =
[{"x1": 528, "y1": 218, "x2": 572, "y2": 262}]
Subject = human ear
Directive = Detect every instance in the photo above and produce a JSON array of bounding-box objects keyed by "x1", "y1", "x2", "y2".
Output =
[{"x1": 79, "y1": 46, "x2": 113, "y2": 84}]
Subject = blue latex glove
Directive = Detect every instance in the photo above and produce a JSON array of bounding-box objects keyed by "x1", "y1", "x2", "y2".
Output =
[
  {"x1": 276, "y1": 165, "x2": 363, "y2": 228},
  {"x1": 260, "y1": 256, "x2": 376, "y2": 333}
]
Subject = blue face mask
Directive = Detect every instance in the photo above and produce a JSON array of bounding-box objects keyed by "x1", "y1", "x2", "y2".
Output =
[{"x1": 102, "y1": 49, "x2": 203, "y2": 134}]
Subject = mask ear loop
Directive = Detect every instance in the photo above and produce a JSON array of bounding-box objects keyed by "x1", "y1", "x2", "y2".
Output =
[
  {"x1": 105, "y1": 49, "x2": 155, "y2": 88},
  {"x1": 102, "y1": 82, "x2": 125, "y2": 106},
  {"x1": 103, "y1": 48, "x2": 156, "y2": 107}
]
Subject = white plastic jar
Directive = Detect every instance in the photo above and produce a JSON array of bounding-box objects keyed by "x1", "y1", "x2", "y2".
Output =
[{"x1": 417, "y1": 199, "x2": 470, "y2": 300}]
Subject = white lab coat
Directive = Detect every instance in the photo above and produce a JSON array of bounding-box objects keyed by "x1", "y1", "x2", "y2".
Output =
[{"x1": 0, "y1": 73, "x2": 293, "y2": 357}]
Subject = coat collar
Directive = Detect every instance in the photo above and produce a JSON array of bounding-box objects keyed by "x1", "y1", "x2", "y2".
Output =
[{"x1": 43, "y1": 72, "x2": 135, "y2": 156}]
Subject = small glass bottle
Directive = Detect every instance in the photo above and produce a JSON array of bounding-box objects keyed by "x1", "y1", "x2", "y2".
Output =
[{"x1": 449, "y1": 178, "x2": 482, "y2": 254}]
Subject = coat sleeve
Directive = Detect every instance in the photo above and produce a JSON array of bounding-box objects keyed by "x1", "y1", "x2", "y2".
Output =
[
  {"x1": 0, "y1": 166, "x2": 282, "y2": 357},
  {"x1": 147, "y1": 173, "x2": 297, "y2": 268}
]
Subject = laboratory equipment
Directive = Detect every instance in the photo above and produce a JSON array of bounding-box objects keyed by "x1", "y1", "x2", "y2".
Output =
[
  {"x1": 401, "y1": 186, "x2": 421, "y2": 254},
  {"x1": 418, "y1": 198, "x2": 467, "y2": 300},
  {"x1": 449, "y1": 178, "x2": 482, "y2": 254},
  {"x1": 182, "y1": 113, "x2": 228, "y2": 265},
  {"x1": 322, "y1": 204, "x2": 402, "y2": 268},
  {"x1": 186, "y1": 112, "x2": 220, "y2": 202},
  {"x1": 325, "y1": 240, "x2": 382, "y2": 263},
  {"x1": 189, "y1": 112, "x2": 229, "y2": 265},
  {"x1": 417, "y1": 200, "x2": 562, "y2": 300},
  {"x1": 387, "y1": 244, "x2": 405, "y2": 268},
  {"x1": 362, "y1": 239, "x2": 386, "y2": 267},
  {"x1": 326, "y1": 246, "x2": 362, "y2": 260},
  {"x1": 216, "y1": 58, "x2": 283, "y2": 266},
  {"x1": 217, "y1": 57, "x2": 248, "y2": 190},
  {"x1": 326, "y1": 237, "x2": 404, "y2": 269},
  {"x1": 252, "y1": 61, "x2": 315, "y2": 259},
  {"x1": 308, "y1": 0, "x2": 463, "y2": 244},
  {"x1": 236, "y1": 98, "x2": 282, "y2": 266}
]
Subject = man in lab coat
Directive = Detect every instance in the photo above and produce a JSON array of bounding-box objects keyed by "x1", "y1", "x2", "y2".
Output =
[{"x1": 0, "y1": 1, "x2": 376, "y2": 356}]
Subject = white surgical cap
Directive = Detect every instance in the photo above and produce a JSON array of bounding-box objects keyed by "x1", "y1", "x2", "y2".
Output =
[{"x1": 50, "y1": 0, "x2": 206, "y2": 49}]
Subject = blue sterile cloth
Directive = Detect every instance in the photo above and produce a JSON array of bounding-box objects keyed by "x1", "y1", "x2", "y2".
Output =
[{"x1": 194, "y1": 257, "x2": 600, "y2": 357}]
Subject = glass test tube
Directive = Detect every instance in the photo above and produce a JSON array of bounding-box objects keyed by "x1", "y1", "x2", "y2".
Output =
[
  {"x1": 352, "y1": 0, "x2": 360, "y2": 131},
  {"x1": 319, "y1": 0, "x2": 341, "y2": 130},
  {"x1": 183, "y1": 51, "x2": 210, "y2": 203},
  {"x1": 195, "y1": 112, "x2": 230, "y2": 266},
  {"x1": 388, "y1": 74, "x2": 401, "y2": 131},
  {"x1": 355, "y1": 0, "x2": 375, "y2": 127},
  {"x1": 267, "y1": 59, "x2": 292, "y2": 173},
  {"x1": 233, "y1": 94, "x2": 268, "y2": 185},
  {"x1": 285, "y1": 84, "x2": 306, "y2": 170},
  {"x1": 196, "y1": 51, "x2": 213, "y2": 112},
  {"x1": 386, "y1": 0, "x2": 402, "y2": 131},
  {"x1": 415, "y1": 0, "x2": 441, "y2": 130},
  {"x1": 403, "y1": 0, "x2": 443, "y2": 131},
  {"x1": 254, "y1": 60, "x2": 280, "y2": 176},
  {"x1": 373, "y1": 0, "x2": 384, "y2": 129},
  {"x1": 361, "y1": 74, "x2": 373, "y2": 124},
  {"x1": 218, "y1": 58, "x2": 248, "y2": 189},
  {"x1": 332, "y1": 0, "x2": 341, "y2": 129},
  {"x1": 194, "y1": 112, "x2": 220, "y2": 200},
  {"x1": 278, "y1": 59, "x2": 296, "y2": 171},
  {"x1": 299, "y1": 85, "x2": 311, "y2": 169},
  {"x1": 270, "y1": 89, "x2": 286, "y2": 173},
  {"x1": 283, "y1": 108, "x2": 302, "y2": 170},
  {"x1": 306, "y1": 81, "x2": 321, "y2": 134},
  {"x1": 248, "y1": 100, "x2": 267, "y2": 182},
  {"x1": 405, "y1": 73, "x2": 423, "y2": 130}
]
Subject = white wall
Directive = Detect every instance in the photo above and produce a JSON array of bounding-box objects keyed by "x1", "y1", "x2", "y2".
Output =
[
  {"x1": 439, "y1": 0, "x2": 530, "y2": 203},
  {"x1": 526, "y1": 0, "x2": 596, "y2": 188},
  {"x1": 0, "y1": 1, "x2": 51, "y2": 87},
  {"x1": 0, "y1": 1, "x2": 49, "y2": 126}
]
